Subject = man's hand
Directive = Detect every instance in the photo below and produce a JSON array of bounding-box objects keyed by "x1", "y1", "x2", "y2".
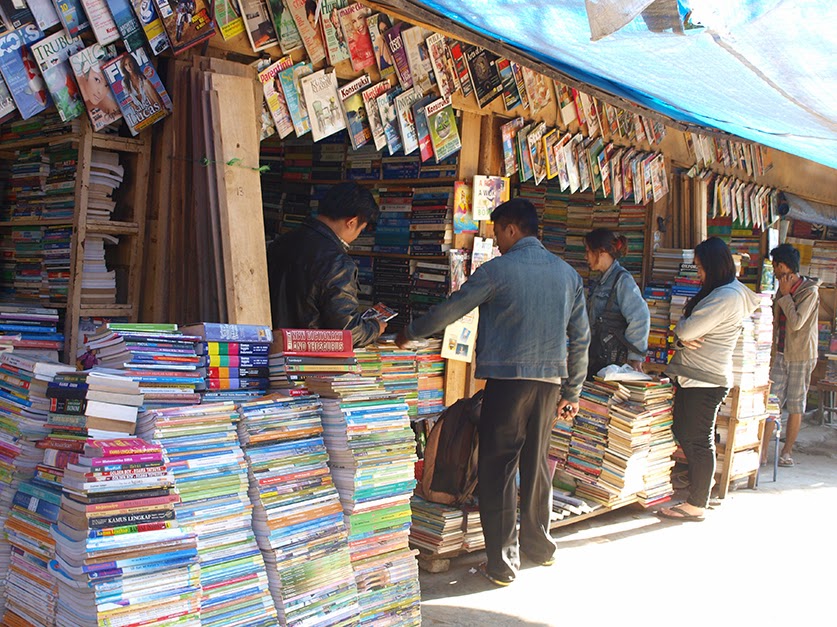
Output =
[
  {"x1": 557, "y1": 399, "x2": 579, "y2": 419},
  {"x1": 628, "y1": 359, "x2": 644, "y2": 373},
  {"x1": 394, "y1": 329, "x2": 409, "y2": 348},
  {"x1": 376, "y1": 319, "x2": 388, "y2": 336},
  {"x1": 777, "y1": 273, "x2": 798, "y2": 296},
  {"x1": 680, "y1": 337, "x2": 704, "y2": 350}
]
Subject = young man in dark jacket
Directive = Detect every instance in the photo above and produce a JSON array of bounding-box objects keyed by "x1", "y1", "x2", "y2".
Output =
[
  {"x1": 268, "y1": 182, "x2": 385, "y2": 347},
  {"x1": 397, "y1": 198, "x2": 590, "y2": 586}
]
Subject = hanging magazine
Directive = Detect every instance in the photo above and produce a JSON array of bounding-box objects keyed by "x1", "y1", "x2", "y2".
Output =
[
  {"x1": 463, "y1": 44, "x2": 502, "y2": 108},
  {"x1": 53, "y1": 0, "x2": 89, "y2": 37},
  {"x1": 338, "y1": 73, "x2": 372, "y2": 150},
  {"x1": 153, "y1": 0, "x2": 216, "y2": 55},
  {"x1": 105, "y1": 0, "x2": 145, "y2": 51},
  {"x1": 215, "y1": 0, "x2": 244, "y2": 40},
  {"x1": 0, "y1": 75, "x2": 15, "y2": 121},
  {"x1": 412, "y1": 93, "x2": 435, "y2": 162},
  {"x1": 26, "y1": 0, "x2": 62, "y2": 30},
  {"x1": 80, "y1": 0, "x2": 120, "y2": 45},
  {"x1": 384, "y1": 22, "x2": 411, "y2": 88},
  {"x1": 0, "y1": 0, "x2": 34, "y2": 29},
  {"x1": 0, "y1": 24, "x2": 52, "y2": 120},
  {"x1": 237, "y1": 0, "x2": 276, "y2": 52},
  {"x1": 338, "y1": 2, "x2": 374, "y2": 72},
  {"x1": 128, "y1": 0, "x2": 170, "y2": 55},
  {"x1": 69, "y1": 43, "x2": 121, "y2": 130},
  {"x1": 279, "y1": 60, "x2": 312, "y2": 137},
  {"x1": 254, "y1": 57, "x2": 276, "y2": 140},
  {"x1": 299, "y1": 68, "x2": 345, "y2": 142},
  {"x1": 453, "y1": 181, "x2": 477, "y2": 234},
  {"x1": 394, "y1": 86, "x2": 423, "y2": 155},
  {"x1": 426, "y1": 32, "x2": 458, "y2": 100},
  {"x1": 362, "y1": 80, "x2": 390, "y2": 151},
  {"x1": 258, "y1": 55, "x2": 295, "y2": 139},
  {"x1": 367, "y1": 12, "x2": 394, "y2": 79},
  {"x1": 285, "y1": 0, "x2": 325, "y2": 64},
  {"x1": 376, "y1": 85, "x2": 402, "y2": 155},
  {"x1": 266, "y1": 0, "x2": 300, "y2": 52},
  {"x1": 426, "y1": 96, "x2": 460, "y2": 163},
  {"x1": 30, "y1": 31, "x2": 85, "y2": 122},
  {"x1": 320, "y1": 0, "x2": 349, "y2": 65},
  {"x1": 102, "y1": 46, "x2": 172, "y2": 135}
]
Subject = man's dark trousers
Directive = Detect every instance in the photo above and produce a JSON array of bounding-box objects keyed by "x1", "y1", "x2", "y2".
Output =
[{"x1": 478, "y1": 378, "x2": 561, "y2": 580}]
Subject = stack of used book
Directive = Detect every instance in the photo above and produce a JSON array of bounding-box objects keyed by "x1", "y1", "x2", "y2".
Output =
[
  {"x1": 461, "y1": 505, "x2": 485, "y2": 552},
  {"x1": 416, "y1": 338, "x2": 445, "y2": 420},
  {"x1": 238, "y1": 393, "x2": 360, "y2": 626},
  {"x1": 409, "y1": 496, "x2": 464, "y2": 557},
  {"x1": 651, "y1": 248, "x2": 694, "y2": 284},
  {"x1": 0, "y1": 304, "x2": 64, "y2": 361},
  {"x1": 86, "y1": 150, "x2": 123, "y2": 221},
  {"x1": 268, "y1": 328, "x2": 359, "y2": 391},
  {"x1": 374, "y1": 188, "x2": 413, "y2": 255},
  {"x1": 732, "y1": 292, "x2": 773, "y2": 390},
  {"x1": 80, "y1": 234, "x2": 119, "y2": 305},
  {"x1": 409, "y1": 186, "x2": 452, "y2": 258},
  {"x1": 549, "y1": 413, "x2": 573, "y2": 472},
  {"x1": 374, "y1": 341, "x2": 420, "y2": 420},
  {"x1": 670, "y1": 260, "x2": 700, "y2": 328},
  {"x1": 50, "y1": 438, "x2": 201, "y2": 627},
  {"x1": 83, "y1": 323, "x2": 203, "y2": 408},
  {"x1": 42, "y1": 225, "x2": 72, "y2": 303},
  {"x1": 409, "y1": 259, "x2": 450, "y2": 320},
  {"x1": 182, "y1": 323, "x2": 273, "y2": 403},
  {"x1": 317, "y1": 373, "x2": 421, "y2": 626},
  {"x1": 137, "y1": 402, "x2": 278, "y2": 626},
  {"x1": 644, "y1": 282, "x2": 672, "y2": 365},
  {"x1": 373, "y1": 258, "x2": 412, "y2": 332},
  {"x1": 552, "y1": 490, "x2": 597, "y2": 522},
  {"x1": 600, "y1": 389, "x2": 654, "y2": 506}
]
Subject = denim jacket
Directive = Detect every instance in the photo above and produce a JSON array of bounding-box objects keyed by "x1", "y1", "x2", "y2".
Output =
[
  {"x1": 405, "y1": 237, "x2": 591, "y2": 402},
  {"x1": 587, "y1": 261, "x2": 650, "y2": 362}
]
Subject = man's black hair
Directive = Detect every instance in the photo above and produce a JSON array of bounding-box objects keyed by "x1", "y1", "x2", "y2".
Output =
[
  {"x1": 319, "y1": 182, "x2": 379, "y2": 224},
  {"x1": 490, "y1": 198, "x2": 539, "y2": 236},
  {"x1": 770, "y1": 243, "x2": 801, "y2": 274}
]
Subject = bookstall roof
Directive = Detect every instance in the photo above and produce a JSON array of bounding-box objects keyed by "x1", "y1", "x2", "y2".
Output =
[{"x1": 409, "y1": 0, "x2": 837, "y2": 169}]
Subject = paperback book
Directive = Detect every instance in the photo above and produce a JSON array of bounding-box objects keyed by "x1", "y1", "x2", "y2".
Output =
[
  {"x1": 339, "y1": 73, "x2": 373, "y2": 150},
  {"x1": 102, "y1": 46, "x2": 172, "y2": 135},
  {"x1": 300, "y1": 68, "x2": 346, "y2": 142},
  {"x1": 425, "y1": 96, "x2": 460, "y2": 162},
  {"x1": 453, "y1": 181, "x2": 477, "y2": 233},
  {"x1": 29, "y1": 30, "x2": 85, "y2": 122},
  {"x1": 69, "y1": 43, "x2": 122, "y2": 130},
  {"x1": 0, "y1": 24, "x2": 52, "y2": 120},
  {"x1": 237, "y1": 0, "x2": 277, "y2": 52},
  {"x1": 153, "y1": 0, "x2": 216, "y2": 55},
  {"x1": 128, "y1": 0, "x2": 170, "y2": 55},
  {"x1": 472, "y1": 175, "x2": 509, "y2": 221}
]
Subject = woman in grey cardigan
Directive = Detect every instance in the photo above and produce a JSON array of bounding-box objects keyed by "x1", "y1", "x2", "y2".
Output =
[{"x1": 660, "y1": 237, "x2": 760, "y2": 521}]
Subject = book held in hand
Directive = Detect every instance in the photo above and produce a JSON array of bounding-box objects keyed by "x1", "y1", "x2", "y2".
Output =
[
  {"x1": 102, "y1": 46, "x2": 172, "y2": 135},
  {"x1": 362, "y1": 303, "x2": 398, "y2": 322}
]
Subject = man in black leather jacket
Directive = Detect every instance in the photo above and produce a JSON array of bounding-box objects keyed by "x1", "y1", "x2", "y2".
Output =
[{"x1": 267, "y1": 182, "x2": 385, "y2": 347}]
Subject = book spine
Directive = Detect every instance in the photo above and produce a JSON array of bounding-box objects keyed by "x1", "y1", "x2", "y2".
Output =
[
  {"x1": 190, "y1": 323, "x2": 272, "y2": 342},
  {"x1": 206, "y1": 356, "x2": 269, "y2": 368},
  {"x1": 85, "y1": 439, "x2": 159, "y2": 457},
  {"x1": 276, "y1": 329, "x2": 352, "y2": 354},
  {"x1": 204, "y1": 342, "x2": 270, "y2": 356},
  {"x1": 13, "y1": 490, "x2": 61, "y2": 521},
  {"x1": 87, "y1": 508, "x2": 175, "y2": 529},
  {"x1": 85, "y1": 453, "x2": 164, "y2": 467}
]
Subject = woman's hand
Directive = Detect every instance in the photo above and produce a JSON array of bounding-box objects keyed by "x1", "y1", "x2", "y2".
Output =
[
  {"x1": 629, "y1": 360, "x2": 644, "y2": 372},
  {"x1": 680, "y1": 338, "x2": 704, "y2": 350}
]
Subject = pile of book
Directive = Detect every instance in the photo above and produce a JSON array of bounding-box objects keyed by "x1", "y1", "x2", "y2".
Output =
[
  {"x1": 346, "y1": 144, "x2": 383, "y2": 180},
  {"x1": 182, "y1": 323, "x2": 272, "y2": 403},
  {"x1": 670, "y1": 260, "x2": 700, "y2": 328},
  {"x1": 409, "y1": 259, "x2": 450, "y2": 320},
  {"x1": 85, "y1": 150, "x2": 123, "y2": 221},
  {"x1": 416, "y1": 339, "x2": 445, "y2": 419},
  {"x1": 809, "y1": 241, "x2": 837, "y2": 284},
  {"x1": 352, "y1": 254, "x2": 376, "y2": 310},
  {"x1": 42, "y1": 224, "x2": 72, "y2": 303},
  {"x1": 80, "y1": 234, "x2": 118, "y2": 305},
  {"x1": 238, "y1": 393, "x2": 360, "y2": 626},
  {"x1": 552, "y1": 490, "x2": 597, "y2": 522},
  {"x1": 564, "y1": 195, "x2": 596, "y2": 279},
  {"x1": 461, "y1": 505, "x2": 485, "y2": 552},
  {"x1": 50, "y1": 438, "x2": 201, "y2": 627},
  {"x1": 268, "y1": 328, "x2": 359, "y2": 391},
  {"x1": 374, "y1": 341, "x2": 420, "y2": 420},
  {"x1": 733, "y1": 292, "x2": 774, "y2": 390},
  {"x1": 644, "y1": 282, "x2": 672, "y2": 365},
  {"x1": 375, "y1": 187, "x2": 413, "y2": 255},
  {"x1": 137, "y1": 402, "x2": 278, "y2": 626},
  {"x1": 0, "y1": 304, "x2": 63, "y2": 361},
  {"x1": 410, "y1": 186, "x2": 452, "y2": 257},
  {"x1": 317, "y1": 372, "x2": 421, "y2": 625},
  {"x1": 10, "y1": 225, "x2": 46, "y2": 303},
  {"x1": 601, "y1": 392, "x2": 653, "y2": 505},
  {"x1": 549, "y1": 413, "x2": 573, "y2": 470},
  {"x1": 373, "y1": 258, "x2": 412, "y2": 332},
  {"x1": 409, "y1": 496, "x2": 464, "y2": 557},
  {"x1": 8, "y1": 148, "x2": 49, "y2": 220},
  {"x1": 651, "y1": 248, "x2": 694, "y2": 284},
  {"x1": 83, "y1": 323, "x2": 203, "y2": 409}
]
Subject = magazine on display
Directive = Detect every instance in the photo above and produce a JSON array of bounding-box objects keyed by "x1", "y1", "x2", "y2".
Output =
[
  {"x1": 495, "y1": 58, "x2": 521, "y2": 111},
  {"x1": 0, "y1": 76, "x2": 15, "y2": 121},
  {"x1": 362, "y1": 79, "x2": 390, "y2": 151},
  {"x1": 0, "y1": 24, "x2": 52, "y2": 120},
  {"x1": 105, "y1": 0, "x2": 145, "y2": 51},
  {"x1": 453, "y1": 181, "x2": 477, "y2": 234},
  {"x1": 426, "y1": 32, "x2": 458, "y2": 99},
  {"x1": 80, "y1": 0, "x2": 120, "y2": 44},
  {"x1": 367, "y1": 12, "x2": 394, "y2": 79},
  {"x1": 527, "y1": 121, "x2": 547, "y2": 185},
  {"x1": 69, "y1": 43, "x2": 121, "y2": 130},
  {"x1": 286, "y1": 0, "x2": 325, "y2": 64},
  {"x1": 463, "y1": 44, "x2": 501, "y2": 108},
  {"x1": 447, "y1": 41, "x2": 472, "y2": 97},
  {"x1": 543, "y1": 128, "x2": 559, "y2": 180},
  {"x1": 53, "y1": 0, "x2": 89, "y2": 37},
  {"x1": 128, "y1": 0, "x2": 170, "y2": 54},
  {"x1": 254, "y1": 58, "x2": 276, "y2": 140},
  {"x1": 441, "y1": 308, "x2": 477, "y2": 363},
  {"x1": 25, "y1": 0, "x2": 61, "y2": 30},
  {"x1": 265, "y1": 0, "x2": 300, "y2": 52},
  {"x1": 215, "y1": 0, "x2": 244, "y2": 40},
  {"x1": 377, "y1": 84, "x2": 403, "y2": 155},
  {"x1": 102, "y1": 46, "x2": 172, "y2": 135},
  {"x1": 299, "y1": 68, "x2": 345, "y2": 142},
  {"x1": 0, "y1": 0, "x2": 34, "y2": 29},
  {"x1": 425, "y1": 95, "x2": 460, "y2": 163},
  {"x1": 30, "y1": 30, "x2": 85, "y2": 121},
  {"x1": 258, "y1": 55, "x2": 295, "y2": 138},
  {"x1": 500, "y1": 117, "x2": 524, "y2": 177},
  {"x1": 510, "y1": 61, "x2": 528, "y2": 109},
  {"x1": 402, "y1": 26, "x2": 432, "y2": 93},
  {"x1": 279, "y1": 60, "x2": 312, "y2": 137},
  {"x1": 338, "y1": 73, "x2": 372, "y2": 150},
  {"x1": 555, "y1": 81, "x2": 577, "y2": 126},
  {"x1": 237, "y1": 0, "x2": 277, "y2": 52},
  {"x1": 320, "y1": 0, "x2": 348, "y2": 65},
  {"x1": 411, "y1": 93, "x2": 435, "y2": 162},
  {"x1": 338, "y1": 2, "x2": 374, "y2": 72},
  {"x1": 384, "y1": 22, "x2": 411, "y2": 88},
  {"x1": 394, "y1": 86, "x2": 423, "y2": 155},
  {"x1": 516, "y1": 123, "x2": 533, "y2": 182},
  {"x1": 472, "y1": 175, "x2": 508, "y2": 221},
  {"x1": 522, "y1": 66, "x2": 551, "y2": 114},
  {"x1": 153, "y1": 0, "x2": 216, "y2": 55}
]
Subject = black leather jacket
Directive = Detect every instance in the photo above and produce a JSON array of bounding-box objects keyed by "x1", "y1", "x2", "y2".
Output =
[{"x1": 267, "y1": 217, "x2": 380, "y2": 347}]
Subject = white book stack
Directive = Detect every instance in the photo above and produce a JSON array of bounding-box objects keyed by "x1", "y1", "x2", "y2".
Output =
[
  {"x1": 87, "y1": 150, "x2": 124, "y2": 221},
  {"x1": 81, "y1": 234, "x2": 118, "y2": 305}
]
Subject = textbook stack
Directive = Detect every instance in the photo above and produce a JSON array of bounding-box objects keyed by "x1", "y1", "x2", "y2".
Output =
[
  {"x1": 461, "y1": 506, "x2": 485, "y2": 552},
  {"x1": 42, "y1": 225, "x2": 73, "y2": 303},
  {"x1": 137, "y1": 402, "x2": 278, "y2": 627},
  {"x1": 409, "y1": 259, "x2": 450, "y2": 320},
  {"x1": 7, "y1": 148, "x2": 49, "y2": 220},
  {"x1": 36, "y1": 144, "x2": 78, "y2": 220},
  {"x1": 670, "y1": 262, "x2": 700, "y2": 328},
  {"x1": 374, "y1": 188, "x2": 413, "y2": 255},
  {"x1": 181, "y1": 323, "x2": 273, "y2": 403},
  {"x1": 416, "y1": 339, "x2": 445, "y2": 419},
  {"x1": 80, "y1": 234, "x2": 118, "y2": 306},
  {"x1": 83, "y1": 323, "x2": 203, "y2": 409},
  {"x1": 0, "y1": 305, "x2": 63, "y2": 361},
  {"x1": 373, "y1": 258, "x2": 412, "y2": 332},
  {"x1": 600, "y1": 393, "x2": 653, "y2": 505},
  {"x1": 516, "y1": 182, "x2": 547, "y2": 242},
  {"x1": 542, "y1": 187, "x2": 569, "y2": 255},
  {"x1": 644, "y1": 282, "x2": 672, "y2": 365},
  {"x1": 10, "y1": 225, "x2": 46, "y2": 303},
  {"x1": 551, "y1": 490, "x2": 597, "y2": 522},
  {"x1": 316, "y1": 372, "x2": 422, "y2": 625},
  {"x1": 548, "y1": 413, "x2": 573, "y2": 470},
  {"x1": 50, "y1": 438, "x2": 201, "y2": 627},
  {"x1": 373, "y1": 342, "x2": 420, "y2": 420},
  {"x1": 732, "y1": 293, "x2": 774, "y2": 390},
  {"x1": 409, "y1": 186, "x2": 452, "y2": 258},
  {"x1": 409, "y1": 496, "x2": 464, "y2": 557},
  {"x1": 651, "y1": 248, "x2": 694, "y2": 284},
  {"x1": 237, "y1": 393, "x2": 359, "y2": 626},
  {"x1": 268, "y1": 329, "x2": 360, "y2": 391}
]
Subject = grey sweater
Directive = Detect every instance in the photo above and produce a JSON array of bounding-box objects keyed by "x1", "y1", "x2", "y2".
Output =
[{"x1": 666, "y1": 280, "x2": 761, "y2": 387}]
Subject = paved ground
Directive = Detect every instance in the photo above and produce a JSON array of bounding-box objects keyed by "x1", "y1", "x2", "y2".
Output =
[{"x1": 419, "y1": 419, "x2": 837, "y2": 626}]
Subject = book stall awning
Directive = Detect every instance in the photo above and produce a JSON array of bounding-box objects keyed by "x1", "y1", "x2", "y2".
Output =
[
  {"x1": 399, "y1": 0, "x2": 837, "y2": 170},
  {"x1": 783, "y1": 194, "x2": 837, "y2": 229}
]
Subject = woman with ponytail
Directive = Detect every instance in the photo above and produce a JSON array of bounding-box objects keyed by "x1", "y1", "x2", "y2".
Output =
[
  {"x1": 660, "y1": 237, "x2": 760, "y2": 521},
  {"x1": 584, "y1": 228, "x2": 650, "y2": 377}
]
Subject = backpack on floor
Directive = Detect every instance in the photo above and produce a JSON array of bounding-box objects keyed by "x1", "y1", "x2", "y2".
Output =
[{"x1": 418, "y1": 390, "x2": 483, "y2": 507}]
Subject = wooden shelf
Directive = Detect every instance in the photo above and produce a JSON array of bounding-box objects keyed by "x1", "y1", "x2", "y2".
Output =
[
  {"x1": 0, "y1": 132, "x2": 78, "y2": 151},
  {"x1": 350, "y1": 251, "x2": 448, "y2": 260},
  {"x1": 78, "y1": 304, "x2": 133, "y2": 316},
  {"x1": 0, "y1": 218, "x2": 72, "y2": 227},
  {"x1": 91, "y1": 135, "x2": 145, "y2": 154},
  {"x1": 0, "y1": 132, "x2": 144, "y2": 153},
  {"x1": 0, "y1": 220, "x2": 138, "y2": 235},
  {"x1": 283, "y1": 177, "x2": 457, "y2": 186}
]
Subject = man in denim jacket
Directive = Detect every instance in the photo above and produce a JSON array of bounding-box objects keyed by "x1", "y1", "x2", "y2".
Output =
[{"x1": 397, "y1": 198, "x2": 590, "y2": 585}]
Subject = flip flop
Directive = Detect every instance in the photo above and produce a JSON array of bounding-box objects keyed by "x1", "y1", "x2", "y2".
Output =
[
  {"x1": 658, "y1": 505, "x2": 705, "y2": 522},
  {"x1": 477, "y1": 562, "x2": 514, "y2": 587},
  {"x1": 778, "y1": 454, "x2": 794, "y2": 467}
]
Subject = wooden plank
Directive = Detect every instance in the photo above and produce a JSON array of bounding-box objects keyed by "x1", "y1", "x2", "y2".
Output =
[{"x1": 208, "y1": 73, "x2": 271, "y2": 325}]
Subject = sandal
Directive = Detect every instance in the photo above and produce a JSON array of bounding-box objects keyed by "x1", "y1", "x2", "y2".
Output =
[
  {"x1": 657, "y1": 505, "x2": 705, "y2": 522},
  {"x1": 477, "y1": 562, "x2": 514, "y2": 587},
  {"x1": 778, "y1": 454, "x2": 794, "y2": 467}
]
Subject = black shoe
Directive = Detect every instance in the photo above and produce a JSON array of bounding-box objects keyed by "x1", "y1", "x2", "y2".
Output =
[
  {"x1": 478, "y1": 562, "x2": 515, "y2": 586},
  {"x1": 522, "y1": 551, "x2": 556, "y2": 567}
]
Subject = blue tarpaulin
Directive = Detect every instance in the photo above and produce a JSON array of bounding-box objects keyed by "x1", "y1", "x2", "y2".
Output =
[{"x1": 409, "y1": 0, "x2": 837, "y2": 169}]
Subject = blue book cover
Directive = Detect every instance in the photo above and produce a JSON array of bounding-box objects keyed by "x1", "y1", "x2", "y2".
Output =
[
  {"x1": 53, "y1": 0, "x2": 90, "y2": 36},
  {"x1": 279, "y1": 61, "x2": 313, "y2": 137},
  {"x1": 0, "y1": 24, "x2": 52, "y2": 120},
  {"x1": 180, "y1": 323, "x2": 272, "y2": 342},
  {"x1": 102, "y1": 46, "x2": 172, "y2": 136}
]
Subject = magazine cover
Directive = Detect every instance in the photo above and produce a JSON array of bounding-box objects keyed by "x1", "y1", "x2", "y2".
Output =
[
  {"x1": 597, "y1": 144, "x2": 612, "y2": 198},
  {"x1": 453, "y1": 181, "x2": 477, "y2": 234},
  {"x1": 237, "y1": 0, "x2": 276, "y2": 52},
  {"x1": 566, "y1": 135, "x2": 581, "y2": 193},
  {"x1": 0, "y1": 0, "x2": 34, "y2": 28},
  {"x1": 258, "y1": 55, "x2": 294, "y2": 139},
  {"x1": 299, "y1": 68, "x2": 345, "y2": 142},
  {"x1": 153, "y1": 0, "x2": 216, "y2": 55},
  {"x1": 320, "y1": 0, "x2": 348, "y2": 65},
  {"x1": 0, "y1": 24, "x2": 51, "y2": 120},
  {"x1": 500, "y1": 116, "x2": 523, "y2": 177},
  {"x1": 376, "y1": 85, "x2": 402, "y2": 155},
  {"x1": 102, "y1": 46, "x2": 172, "y2": 135},
  {"x1": 577, "y1": 136, "x2": 592, "y2": 192},
  {"x1": 426, "y1": 32, "x2": 457, "y2": 99},
  {"x1": 285, "y1": 0, "x2": 324, "y2": 64},
  {"x1": 510, "y1": 61, "x2": 528, "y2": 109},
  {"x1": 402, "y1": 26, "x2": 431, "y2": 93},
  {"x1": 384, "y1": 22, "x2": 411, "y2": 89},
  {"x1": 53, "y1": 0, "x2": 89, "y2": 37},
  {"x1": 24, "y1": 0, "x2": 61, "y2": 31},
  {"x1": 362, "y1": 79, "x2": 390, "y2": 151},
  {"x1": 611, "y1": 148, "x2": 624, "y2": 203},
  {"x1": 555, "y1": 81, "x2": 577, "y2": 126},
  {"x1": 495, "y1": 58, "x2": 521, "y2": 111},
  {"x1": 69, "y1": 43, "x2": 121, "y2": 130},
  {"x1": 253, "y1": 58, "x2": 275, "y2": 140},
  {"x1": 338, "y1": 2, "x2": 374, "y2": 73},
  {"x1": 279, "y1": 60, "x2": 312, "y2": 137},
  {"x1": 411, "y1": 93, "x2": 434, "y2": 162},
  {"x1": 580, "y1": 92, "x2": 600, "y2": 137},
  {"x1": 265, "y1": 0, "x2": 300, "y2": 52},
  {"x1": 463, "y1": 44, "x2": 502, "y2": 109},
  {"x1": 30, "y1": 30, "x2": 85, "y2": 122},
  {"x1": 553, "y1": 133, "x2": 571, "y2": 191},
  {"x1": 516, "y1": 123, "x2": 533, "y2": 182},
  {"x1": 542, "y1": 128, "x2": 559, "y2": 180},
  {"x1": 0, "y1": 76, "x2": 15, "y2": 120},
  {"x1": 447, "y1": 41, "x2": 472, "y2": 97},
  {"x1": 128, "y1": 0, "x2": 170, "y2": 54},
  {"x1": 80, "y1": 0, "x2": 120, "y2": 44},
  {"x1": 472, "y1": 175, "x2": 507, "y2": 221},
  {"x1": 425, "y1": 96, "x2": 460, "y2": 163},
  {"x1": 367, "y1": 12, "x2": 394, "y2": 79},
  {"x1": 338, "y1": 73, "x2": 371, "y2": 150},
  {"x1": 394, "y1": 86, "x2": 423, "y2": 155},
  {"x1": 105, "y1": 0, "x2": 144, "y2": 51},
  {"x1": 215, "y1": 0, "x2": 244, "y2": 40},
  {"x1": 527, "y1": 121, "x2": 547, "y2": 185},
  {"x1": 521, "y1": 66, "x2": 550, "y2": 114}
]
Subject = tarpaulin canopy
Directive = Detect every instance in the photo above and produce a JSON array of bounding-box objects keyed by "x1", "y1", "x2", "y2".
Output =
[{"x1": 406, "y1": 0, "x2": 837, "y2": 169}]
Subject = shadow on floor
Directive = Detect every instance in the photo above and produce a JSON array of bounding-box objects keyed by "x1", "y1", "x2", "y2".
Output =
[{"x1": 421, "y1": 605, "x2": 554, "y2": 626}]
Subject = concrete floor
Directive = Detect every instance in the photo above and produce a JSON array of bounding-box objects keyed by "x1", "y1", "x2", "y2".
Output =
[{"x1": 419, "y1": 419, "x2": 837, "y2": 627}]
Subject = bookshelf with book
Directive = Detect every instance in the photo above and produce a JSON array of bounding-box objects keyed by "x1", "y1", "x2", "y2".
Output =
[{"x1": 0, "y1": 115, "x2": 151, "y2": 362}]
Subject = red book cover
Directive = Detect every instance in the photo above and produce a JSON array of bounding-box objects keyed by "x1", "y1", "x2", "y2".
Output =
[
  {"x1": 84, "y1": 438, "x2": 161, "y2": 457},
  {"x1": 271, "y1": 329, "x2": 353, "y2": 356}
]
